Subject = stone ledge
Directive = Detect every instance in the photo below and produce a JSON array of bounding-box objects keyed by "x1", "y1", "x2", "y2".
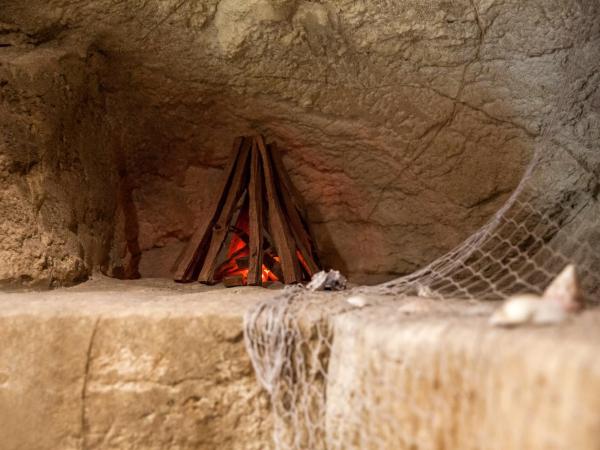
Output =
[
  {"x1": 5, "y1": 280, "x2": 600, "y2": 450},
  {"x1": 0, "y1": 277, "x2": 276, "y2": 450},
  {"x1": 327, "y1": 298, "x2": 600, "y2": 450}
]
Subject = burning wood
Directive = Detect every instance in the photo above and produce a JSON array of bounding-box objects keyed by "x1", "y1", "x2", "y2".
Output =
[{"x1": 173, "y1": 135, "x2": 321, "y2": 287}]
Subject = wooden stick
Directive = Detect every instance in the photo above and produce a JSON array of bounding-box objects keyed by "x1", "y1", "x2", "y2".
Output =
[
  {"x1": 235, "y1": 256, "x2": 250, "y2": 269},
  {"x1": 172, "y1": 137, "x2": 244, "y2": 282},
  {"x1": 268, "y1": 143, "x2": 320, "y2": 276},
  {"x1": 247, "y1": 140, "x2": 264, "y2": 286},
  {"x1": 269, "y1": 142, "x2": 307, "y2": 217},
  {"x1": 223, "y1": 275, "x2": 245, "y2": 288},
  {"x1": 264, "y1": 248, "x2": 284, "y2": 281},
  {"x1": 269, "y1": 142, "x2": 321, "y2": 260},
  {"x1": 256, "y1": 135, "x2": 302, "y2": 283},
  {"x1": 198, "y1": 139, "x2": 252, "y2": 284}
]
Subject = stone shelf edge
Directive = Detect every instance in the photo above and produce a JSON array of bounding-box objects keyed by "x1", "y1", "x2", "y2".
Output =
[
  {"x1": 3, "y1": 279, "x2": 600, "y2": 450},
  {"x1": 328, "y1": 299, "x2": 600, "y2": 450},
  {"x1": 0, "y1": 277, "x2": 275, "y2": 450}
]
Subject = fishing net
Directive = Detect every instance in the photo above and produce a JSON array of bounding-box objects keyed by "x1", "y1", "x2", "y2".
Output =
[{"x1": 244, "y1": 3, "x2": 600, "y2": 448}]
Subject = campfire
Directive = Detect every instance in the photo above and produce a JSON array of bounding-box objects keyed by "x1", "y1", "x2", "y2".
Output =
[
  {"x1": 173, "y1": 135, "x2": 321, "y2": 287},
  {"x1": 211, "y1": 200, "x2": 283, "y2": 286}
]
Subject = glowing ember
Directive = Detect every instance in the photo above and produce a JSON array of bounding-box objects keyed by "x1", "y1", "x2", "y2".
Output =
[
  {"x1": 214, "y1": 202, "x2": 281, "y2": 285},
  {"x1": 215, "y1": 251, "x2": 280, "y2": 285},
  {"x1": 262, "y1": 256, "x2": 280, "y2": 283}
]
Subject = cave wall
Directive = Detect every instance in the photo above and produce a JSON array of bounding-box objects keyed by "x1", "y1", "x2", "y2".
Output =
[
  {"x1": 0, "y1": 40, "x2": 120, "y2": 288},
  {"x1": 1, "y1": 0, "x2": 598, "y2": 286}
]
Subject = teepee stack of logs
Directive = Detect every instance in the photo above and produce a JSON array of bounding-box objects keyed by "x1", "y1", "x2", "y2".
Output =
[{"x1": 172, "y1": 135, "x2": 320, "y2": 287}]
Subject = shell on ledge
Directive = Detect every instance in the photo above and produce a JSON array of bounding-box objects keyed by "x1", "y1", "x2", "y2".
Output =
[{"x1": 490, "y1": 264, "x2": 582, "y2": 327}]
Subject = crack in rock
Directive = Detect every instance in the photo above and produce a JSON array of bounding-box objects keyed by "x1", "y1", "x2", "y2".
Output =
[{"x1": 80, "y1": 318, "x2": 101, "y2": 450}]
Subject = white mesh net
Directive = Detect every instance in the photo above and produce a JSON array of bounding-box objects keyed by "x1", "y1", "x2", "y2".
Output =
[{"x1": 244, "y1": 4, "x2": 600, "y2": 448}]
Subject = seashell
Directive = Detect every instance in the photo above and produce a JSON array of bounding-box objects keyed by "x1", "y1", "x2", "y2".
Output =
[
  {"x1": 417, "y1": 284, "x2": 435, "y2": 298},
  {"x1": 490, "y1": 294, "x2": 570, "y2": 327},
  {"x1": 542, "y1": 264, "x2": 584, "y2": 312},
  {"x1": 531, "y1": 300, "x2": 568, "y2": 325},
  {"x1": 490, "y1": 264, "x2": 583, "y2": 327},
  {"x1": 346, "y1": 295, "x2": 368, "y2": 308},
  {"x1": 307, "y1": 271, "x2": 328, "y2": 291},
  {"x1": 489, "y1": 294, "x2": 540, "y2": 326},
  {"x1": 307, "y1": 270, "x2": 347, "y2": 291}
]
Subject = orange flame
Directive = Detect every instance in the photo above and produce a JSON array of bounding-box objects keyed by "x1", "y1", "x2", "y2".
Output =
[{"x1": 214, "y1": 206, "x2": 281, "y2": 284}]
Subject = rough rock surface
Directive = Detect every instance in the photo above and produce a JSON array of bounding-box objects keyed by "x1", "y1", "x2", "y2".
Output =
[
  {"x1": 0, "y1": 277, "x2": 273, "y2": 450},
  {"x1": 0, "y1": 45, "x2": 118, "y2": 287},
  {"x1": 1, "y1": 1, "x2": 599, "y2": 285},
  {"x1": 327, "y1": 298, "x2": 600, "y2": 450}
]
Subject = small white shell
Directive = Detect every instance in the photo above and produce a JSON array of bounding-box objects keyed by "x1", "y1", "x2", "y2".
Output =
[
  {"x1": 490, "y1": 264, "x2": 582, "y2": 327},
  {"x1": 417, "y1": 284, "x2": 435, "y2": 298},
  {"x1": 490, "y1": 294, "x2": 569, "y2": 327},
  {"x1": 346, "y1": 295, "x2": 368, "y2": 308},
  {"x1": 542, "y1": 264, "x2": 583, "y2": 312},
  {"x1": 531, "y1": 300, "x2": 568, "y2": 325},
  {"x1": 307, "y1": 270, "x2": 347, "y2": 291},
  {"x1": 307, "y1": 271, "x2": 328, "y2": 291},
  {"x1": 489, "y1": 295, "x2": 540, "y2": 326}
]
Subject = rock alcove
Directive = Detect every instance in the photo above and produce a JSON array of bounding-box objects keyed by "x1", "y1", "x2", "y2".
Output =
[
  {"x1": 3, "y1": 0, "x2": 595, "y2": 288},
  {"x1": 2, "y1": 2, "x2": 600, "y2": 450}
]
